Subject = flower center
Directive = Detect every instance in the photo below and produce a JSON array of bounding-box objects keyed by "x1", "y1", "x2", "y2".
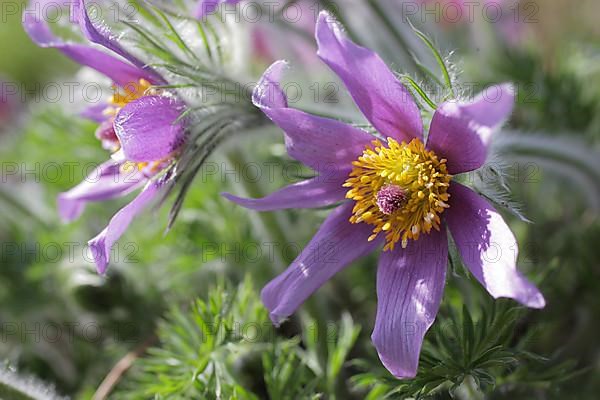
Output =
[
  {"x1": 344, "y1": 137, "x2": 451, "y2": 251},
  {"x1": 120, "y1": 160, "x2": 166, "y2": 175},
  {"x1": 376, "y1": 184, "x2": 407, "y2": 215},
  {"x1": 105, "y1": 79, "x2": 153, "y2": 115},
  {"x1": 98, "y1": 79, "x2": 154, "y2": 151}
]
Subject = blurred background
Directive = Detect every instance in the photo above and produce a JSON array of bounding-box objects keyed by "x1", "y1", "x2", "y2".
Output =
[{"x1": 1, "y1": 0, "x2": 599, "y2": 398}]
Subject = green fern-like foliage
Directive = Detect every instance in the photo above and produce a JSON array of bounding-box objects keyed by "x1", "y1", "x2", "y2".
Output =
[
  {"x1": 118, "y1": 278, "x2": 362, "y2": 399},
  {"x1": 351, "y1": 300, "x2": 578, "y2": 400},
  {"x1": 120, "y1": 277, "x2": 268, "y2": 399}
]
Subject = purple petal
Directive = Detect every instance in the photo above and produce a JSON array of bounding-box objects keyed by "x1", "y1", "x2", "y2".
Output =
[
  {"x1": 22, "y1": 2, "x2": 150, "y2": 88},
  {"x1": 222, "y1": 175, "x2": 347, "y2": 211},
  {"x1": 315, "y1": 11, "x2": 423, "y2": 142},
  {"x1": 113, "y1": 96, "x2": 186, "y2": 162},
  {"x1": 252, "y1": 61, "x2": 289, "y2": 109},
  {"x1": 88, "y1": 179, "x2": 161, "y2": 274},
  {"x1": 261, "y1": 202, "x2": 380, "y2": 324},
  {"x1": 80, "y1": 103, "x2": 108, "y2": 122},
  {"x1": 75, "y1": 0, "x2": 164, "y2": 84},
  {"x1": 372, "y1": 228, "x2": 448, "y2": 378},
  {"x1": 57, "y1": 161, "x2": 144, "y2": 222},
  {"x1": 446, "y1": 182, "x2": 545, "y2": 308},
  {"x1": 253, "y1": 61, "x2": 373, "y2": 173},
  {"x1": 427, "y1": 84, "x2": 515, "y2": 174},
  {"x1": 95, "y1": 119, "x2": 120, "y2": 151}
]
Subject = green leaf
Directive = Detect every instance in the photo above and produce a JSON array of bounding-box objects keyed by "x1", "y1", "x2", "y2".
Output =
[
  {"x1": 401, "y1": 75, "x2": 438, "y2": 109},
  {"x1": 326, "y1": 313, "x2": 361, "y2": 392},
  {"x1": 407, "y1": 18, "x2": 455, "y2": 97}
]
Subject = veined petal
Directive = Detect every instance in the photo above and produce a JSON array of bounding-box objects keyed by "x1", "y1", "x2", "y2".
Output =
[
  {"x1": 372, "y1": 228, "x2": 448, "y2": 378},
  {"x1": 261, "y1": 202, "x2": 380, "y2": 324},
  {"x1": 222, "y1": 175, "x2": 347, "y2": 211},
  {"x1": 58, "y1": 161, "x2": 145, "y2": 222},
  {"x1": 23, "y1": 1, "x2": 148, "y2": 88},
  {"x1": 315, "y1": 11, "x2": 423, "y2": 142},
  {"x1": 427, "y1": 84, "x2": 515, "y2": 174},
  {"x1": 75, "y1": 0, "x2": 163, "y2": 83},
  {"x1": 113, "y1": 96, "x2": 186, "y2": 162},
  {"x1": 446, "y1": 183, "x2": 545, "y2": 308},
  {"x1": 253, "y1": 61, "x2": 374, "y2": 173},
  {"x1": 88, "y1": 179, "x2": 161, "y2": 274}
]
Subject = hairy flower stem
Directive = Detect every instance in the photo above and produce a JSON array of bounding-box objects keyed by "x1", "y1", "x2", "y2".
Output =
[{"x1": 92, "y1": 335, "x2": 158, "y2": 400}]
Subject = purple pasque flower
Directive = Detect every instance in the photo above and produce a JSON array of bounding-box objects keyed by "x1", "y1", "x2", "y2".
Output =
[
  {"x1": 24, "y1": 0, "x2": 186, "y2": 273},
  {"x1": 223, "y1": 11, "x2": 545, "y2": 378}
]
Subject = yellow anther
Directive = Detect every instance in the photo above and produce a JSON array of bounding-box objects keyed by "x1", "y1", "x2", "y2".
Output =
[{"x1": 344, "y1": 137, "x2": 451, "y2": 250}]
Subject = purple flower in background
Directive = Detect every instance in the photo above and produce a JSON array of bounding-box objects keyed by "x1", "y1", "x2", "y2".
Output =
[
  {"x1": 23, "y1": 0, "x2": 186, "y2": 273},
  {"x1": 224, "y1": 11, "x2": 544, "y2": 378}
]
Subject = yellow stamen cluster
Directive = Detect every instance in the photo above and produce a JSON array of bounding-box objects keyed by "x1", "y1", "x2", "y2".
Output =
[
  {"x1": 344, "y1": 137, "x2": 451, "y2": 251},
  {"x1": 120, "y1": 159, "x2": 170, "y2": 175},
  {"x1": 104, "y1": 79, "x2": 154, "y2": 117}
]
